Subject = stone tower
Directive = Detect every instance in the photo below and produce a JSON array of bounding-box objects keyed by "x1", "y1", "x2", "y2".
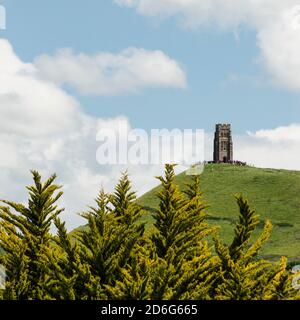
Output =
[{"x1": 213, "y1": 124, "x2": 233, "y2": 163}]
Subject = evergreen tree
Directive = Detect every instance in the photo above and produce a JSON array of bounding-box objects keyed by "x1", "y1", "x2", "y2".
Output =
[
  {"x1": 43, "y1": 218, "x2": 95, "y2": 299},
  {"x1": 0, "y1": 171, "x2": 63, "y2": 299},
  {"x1": 69, "y1": 173, "x2": 145, "y2": 299},
  {"x1": 40, "y1": 173, "x2": 145, "y2": 300},
  {"x1": 150, "y1": 164, "x2": 216, "y2": 300},
  {"x1": 213, "y1": 195, "x2": 294, "y2": 300}
]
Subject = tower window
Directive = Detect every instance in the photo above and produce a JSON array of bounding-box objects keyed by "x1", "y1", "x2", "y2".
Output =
[{"x1": 221, "y1": 141, "x2": 227, "y2": 151}]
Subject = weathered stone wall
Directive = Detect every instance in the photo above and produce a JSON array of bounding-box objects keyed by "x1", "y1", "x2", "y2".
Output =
[{"x1": 213, "y1": 124, "x2": 233, "y2": 163}]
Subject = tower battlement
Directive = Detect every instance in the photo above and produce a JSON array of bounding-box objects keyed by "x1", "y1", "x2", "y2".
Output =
[{"x1": 215, "y1": 123, "x2": 231, "y2": 130}]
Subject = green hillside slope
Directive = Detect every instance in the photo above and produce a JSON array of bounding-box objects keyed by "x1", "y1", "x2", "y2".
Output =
[{"x1": 137, "y1": 164, "x2": 300, "y2": 262}]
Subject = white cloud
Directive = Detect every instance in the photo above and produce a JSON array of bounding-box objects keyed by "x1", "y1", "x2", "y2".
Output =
[
  {"x1": 34, "y1": 48, "x2": 187, "y2": 95},
  {"x1": 235, "y1": 134, "x2": 300, "y2": 171},
  {"x1": 115, "y1": 0, "x2": 292, "y2": 28},
  {"x1": 248, "y1": 123, "x2": 300, "y2": 143},
  {"x1": 257, "y1": 6, "x2": 300, "y2": 91},
  {"x1": 0, "y1": 41, "x2": 81, "y2": 136},
  {"x1": 115, "y1": 0, "x2": 300, "y2": 92}
]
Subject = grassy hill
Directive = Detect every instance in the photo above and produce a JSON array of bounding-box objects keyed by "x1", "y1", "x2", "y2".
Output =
[{"x1": 137, "y1": 164, "x2": 300, "y2": 262}]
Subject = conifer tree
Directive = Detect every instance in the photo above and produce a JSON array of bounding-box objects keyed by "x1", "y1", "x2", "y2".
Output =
[
  {"x1": 43, "y1": 218, "x2": 95, "y2": 299},
  {"x1": 0, "y1": 171, "x2": 64, "y2": 299},
  {"x1": 41, "y1": 173, "x2": 146, "y2": 300},
  {"x1": 75, "y1": 173, "x2": 145, "y2": 299},
  {"x1": 213, "y1": 195, "x2": 294, "y2": 300},
  {"x1": 150, "y1": 164, "x2": 216, "y2": 300}
]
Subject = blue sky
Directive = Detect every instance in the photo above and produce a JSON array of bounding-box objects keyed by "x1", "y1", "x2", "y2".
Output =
[{"x1": 2, "y1": 0, "x2": 300, "y2": 133}]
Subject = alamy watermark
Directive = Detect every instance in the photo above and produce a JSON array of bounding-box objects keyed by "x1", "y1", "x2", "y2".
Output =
[
  {"x1": 0, "y1": 4, "x2": 6, "y2": 30},
  {"x1": 96, "y1": 124, "x2": 205, "y2": 175},
  {"x1": 0, "y1": 265, "x2": 5, "y2": 290}
]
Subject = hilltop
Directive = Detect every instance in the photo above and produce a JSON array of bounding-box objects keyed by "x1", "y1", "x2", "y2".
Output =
[{"x1": 137, "y1": 164, "x2": 300, "y2": 262}]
